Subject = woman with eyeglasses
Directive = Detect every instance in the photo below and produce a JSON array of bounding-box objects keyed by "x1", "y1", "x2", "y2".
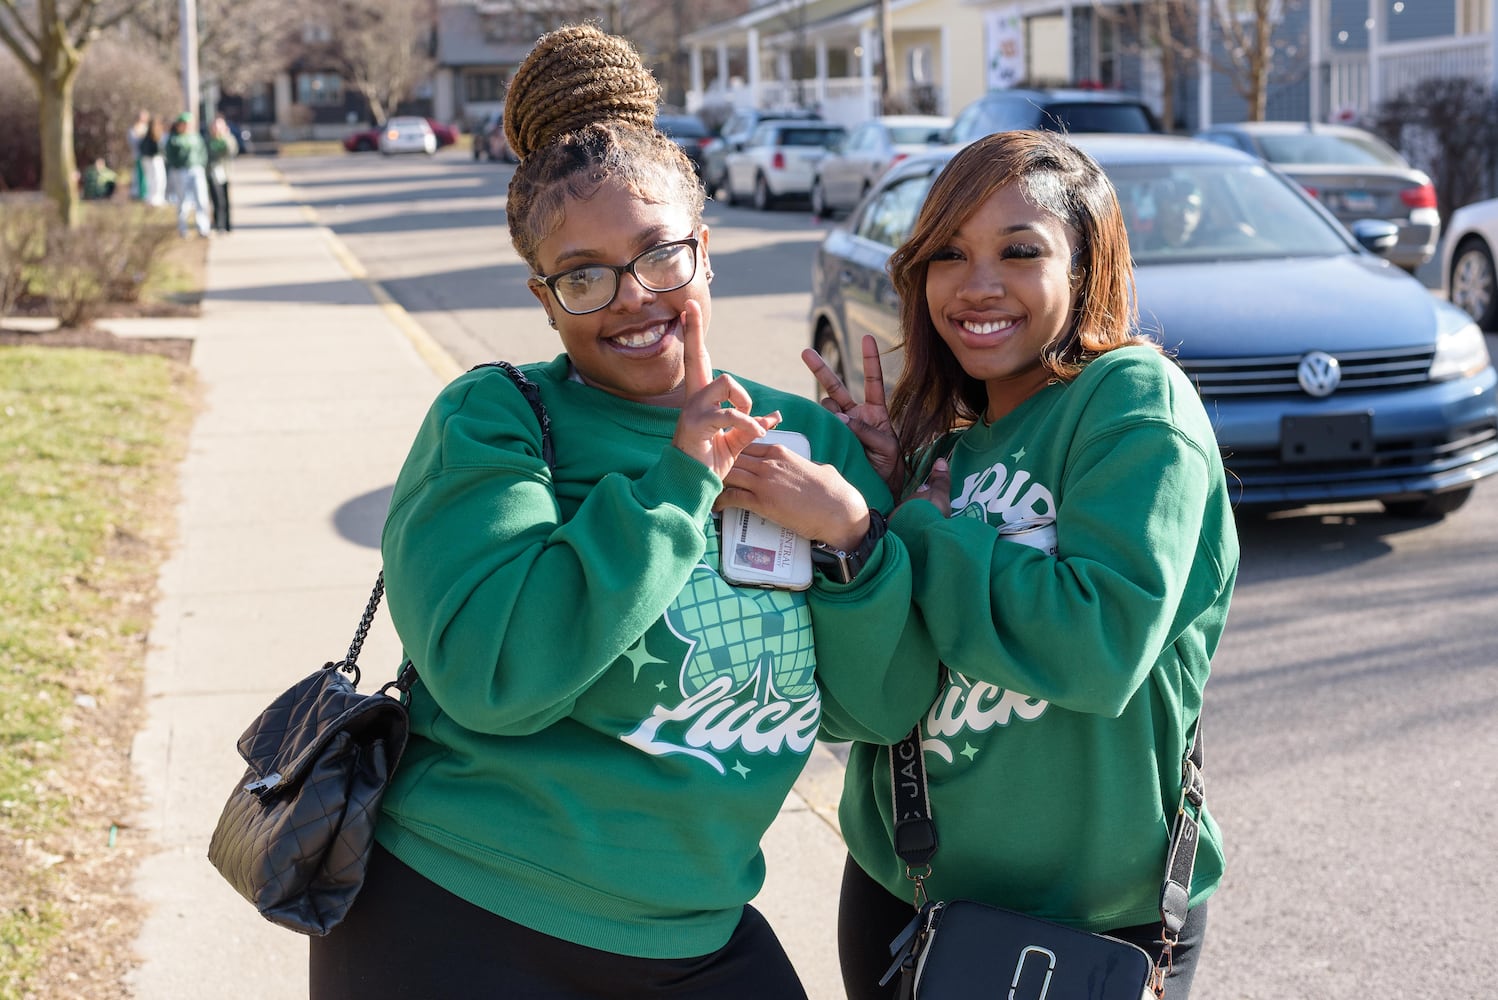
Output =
[{"x1": 307, "y1": 25, "x2": 936, "y2": 1000}]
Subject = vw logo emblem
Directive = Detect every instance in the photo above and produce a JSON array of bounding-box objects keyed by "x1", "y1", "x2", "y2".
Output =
[{"x1": 1297, "y1": 351, "x2": 1341, "y2": 397}]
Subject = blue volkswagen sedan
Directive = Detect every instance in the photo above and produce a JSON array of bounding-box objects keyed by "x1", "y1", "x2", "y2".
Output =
[{"x1": 809, "y1": 134, "x2": 1498, "y2": 518}]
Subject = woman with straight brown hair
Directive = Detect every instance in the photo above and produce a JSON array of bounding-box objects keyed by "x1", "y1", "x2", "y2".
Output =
[{"x1": 807, "y1": 129, "x2": 1239, "y2": 1000}]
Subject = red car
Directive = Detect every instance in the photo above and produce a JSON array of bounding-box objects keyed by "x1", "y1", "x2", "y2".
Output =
[{"x1": 345, "y1": 118, "x2": 457, "y2": 152}]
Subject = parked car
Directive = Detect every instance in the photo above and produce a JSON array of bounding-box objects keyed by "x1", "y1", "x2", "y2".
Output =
[
  {"x1": 1442, "y1": 196, "x2": 1498, "y2": 330},
  {"x1": 723, "y1": 120, "x2": 847, "y2": 211},
  {"x1": 810, "y1": 114, "x2": 951, "y2": 218},
  {"x1": 1196, "y1": 120, "x2": 1439, "y2": 272},
  {"x1": 472, "y1": 111, "x2": 515, "y2": 162},
  {"x1": 946, "y1": 87, "x2": 1162, "y2": 147},
  {"x1": 702, "y1": 106, "x2": 822, "y2": 196},
  {"x1": 378, "y1": 116, "x2": 437, "y2": 155},
  {"x1": 655, "y1": 113, "x2": 713, "y2": 178},
  {"x1": 346, "y1": 117, "x2": 453, "y2": 153},
  {"x1": 809, "y1": 134, "x2": 1498, "y2": 518}
]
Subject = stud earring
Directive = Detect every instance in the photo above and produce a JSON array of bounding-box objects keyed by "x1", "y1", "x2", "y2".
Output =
[
  {"x1": 547, "y1": 315, "x2": 557, "y2": 328},
  {"x1": 705, "y1": 269, "x2": 714, "y2": 284}
]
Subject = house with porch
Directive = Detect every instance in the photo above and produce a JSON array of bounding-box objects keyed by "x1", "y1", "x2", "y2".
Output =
[
  {"x1": 683, "y1": 0, "x2": 1493, "y2": 134},
  {"x1": 681, "y1": 0, "x2": 991, "y2": 129},
  {"x1": 964, "y1": 0, "x2": 1494, "y2": 130}
]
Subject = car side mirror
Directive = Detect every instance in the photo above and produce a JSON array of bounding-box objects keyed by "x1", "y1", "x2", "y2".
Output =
[{"x1": 1350, "y1": 218, "x2": 1399, "y2": 256}]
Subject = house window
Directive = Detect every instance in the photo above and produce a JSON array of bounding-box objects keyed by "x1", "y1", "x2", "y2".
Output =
[
  {"x1": 301, "y1": 19, "x2": 332, "y2": 44},
  {"x1": 297, "y1": 73, "x2": 345, "y2": 107},
  {"x1": 465, "y1": 72, "x2": 507, "y2": 103}
]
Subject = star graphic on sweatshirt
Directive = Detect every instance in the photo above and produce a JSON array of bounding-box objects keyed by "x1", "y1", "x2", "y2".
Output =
[
  {"x1": 959, "y1": 743, "x2": 979, "y2": 761},
  {"x1": 732, "y1": 761, "x2": 751, "y2": 779},
  {"x1": 1011, "y1": 447, "x2": 1026, "y2": 463},
  {"x1": 619, "y1": 638, "x2": 659, "y2": 682}
]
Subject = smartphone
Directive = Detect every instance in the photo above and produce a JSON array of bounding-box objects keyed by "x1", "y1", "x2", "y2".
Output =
[{"x1": 719, "y1": 430, "x2": 814, "y2": 591}]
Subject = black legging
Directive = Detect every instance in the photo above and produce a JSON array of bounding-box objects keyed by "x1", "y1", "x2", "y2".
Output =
[
  {"x1": 309, "y1": 843, "x2": 809, "y2": 999},
  {"x1": 837, "y1": 855, "x2": 1209, "y2": 1000}
]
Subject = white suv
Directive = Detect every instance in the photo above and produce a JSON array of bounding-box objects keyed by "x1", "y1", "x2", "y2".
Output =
[{"x1": 722, "y1": 120, "x2": 847, "y2": 211}]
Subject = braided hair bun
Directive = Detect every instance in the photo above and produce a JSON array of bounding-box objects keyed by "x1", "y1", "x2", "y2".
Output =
[{"x1": 505, "y1": 25, "x2": 660, "y2": 161}]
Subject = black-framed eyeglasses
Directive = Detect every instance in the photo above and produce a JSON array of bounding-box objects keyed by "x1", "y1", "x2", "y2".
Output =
[{"x1": 534, "y1": 237, "x2": 700, "y2": 316}]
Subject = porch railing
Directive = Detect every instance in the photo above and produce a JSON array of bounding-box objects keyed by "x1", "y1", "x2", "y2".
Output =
[{"x1": 1326, "y1": 35, "x2": 1492, "y2": 118}]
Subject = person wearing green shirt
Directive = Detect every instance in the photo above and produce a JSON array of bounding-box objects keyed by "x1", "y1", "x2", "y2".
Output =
[
  {"x1": 806, "y1": 130, "x2": 1239, "y2": 1000},
  {"x1": 163, "y1": 112, "x2": 210, "y2": 238},
  {"x1": 307, "y1": 25, "x2": 937, "y2": 1000}
]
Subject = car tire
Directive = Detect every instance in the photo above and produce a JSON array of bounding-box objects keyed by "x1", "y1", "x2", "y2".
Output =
[
  {"x1": 813, "y1": 325, "x2": 847, "y2": 394},
  {"x1": 1449, "y1": 236, "x2": 1497, "y2": 330},
  {"x1": 356, "y1": 138, "x2": 375, "y2": 153},
  {"x1": 753, "y1": 174, "x2": 774, "y2": 212},
  {"x1": 1381, "y1": 485, "x2": 1474, "y2": 519},
  {"x1": 811, "y1": 177, "x2": 830, "y2": 219}
]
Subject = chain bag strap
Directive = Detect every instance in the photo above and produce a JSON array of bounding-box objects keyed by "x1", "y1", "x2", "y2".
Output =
[
  {"x1": 207, "y1": 360, "x2": 553, "y2": 935},
  {"x1": 882, "y1": 706, "x2": 1205, "y2": 999}
]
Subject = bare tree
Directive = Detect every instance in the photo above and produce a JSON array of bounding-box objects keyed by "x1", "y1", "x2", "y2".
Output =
[
  {"x1": 0, "y1": 0, "x2": 146, "y2": 226},
  {"x1": 331, "y1": 0, "x2": 437, "y2": 125},
  {"x1": 1093, "y1": 0, "x2": 1307, "y2": 124},
  {"x1": 122, "y1": 0, "x2": 305, "y2": 100}
]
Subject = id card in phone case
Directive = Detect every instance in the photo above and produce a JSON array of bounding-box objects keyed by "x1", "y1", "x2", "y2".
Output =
[{"x1": 719, "y1": 430, "x2": 813, "y2": 591}]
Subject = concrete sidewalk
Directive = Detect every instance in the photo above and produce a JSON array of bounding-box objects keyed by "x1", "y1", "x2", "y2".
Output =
[{"x1": 119, "y1": 157, "x2": 849, "y2": 999}]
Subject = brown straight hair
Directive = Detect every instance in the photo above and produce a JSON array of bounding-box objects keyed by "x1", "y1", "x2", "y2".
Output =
[{"x1": 887, "y1": 130, "x2": 1153, "y2": 453}]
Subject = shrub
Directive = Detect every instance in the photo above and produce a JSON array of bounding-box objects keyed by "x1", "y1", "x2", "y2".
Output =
[
  {"x1": 1371, "y1": 77, "x2": 1498, "y2": 222},
  {"x1": 0, "y1": 197, "x2": 51, "y2": 317},
  {"x1": 20, "y1": 202, "x2": 178, "y2": 327}
]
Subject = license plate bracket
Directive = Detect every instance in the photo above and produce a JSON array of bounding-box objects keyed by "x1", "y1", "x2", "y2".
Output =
[{"x1": 1280, "y1": 412, "x2": 1374, "y2": 464}]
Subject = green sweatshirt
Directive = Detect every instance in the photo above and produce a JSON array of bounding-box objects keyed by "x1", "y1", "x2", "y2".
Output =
[
  {"x1": 835, "y1": 345, "x2": 1238, "y2": 932},
  {"x1": 375, "y1": 356, "x2": 937, "y2": 959}
]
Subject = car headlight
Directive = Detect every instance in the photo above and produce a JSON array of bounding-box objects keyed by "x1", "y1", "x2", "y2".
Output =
[{"x1": 1429, "y1": 321, "x2": 1492, "y2": 380}]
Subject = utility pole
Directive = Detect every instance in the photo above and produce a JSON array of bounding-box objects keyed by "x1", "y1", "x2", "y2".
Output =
[
  {"x1": 875, "y1": 0, "x2": 892, "y2": 112},
  {"x1": 179, "y1": 0, "x2": 200, "y2": 118}
]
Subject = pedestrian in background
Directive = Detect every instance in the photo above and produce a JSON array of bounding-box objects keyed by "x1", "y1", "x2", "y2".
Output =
[
  {"x1": 206, "y1": 114, "x2": 238, "y2": 233},
  {"x1": 307, "y1": 22, "x2": 935, "y2": 1000},
  {"x1": 164, "y1": 112, "x2": 211, "y2": 238},
  {"x1": 139, "y1": 115, "x2": 167, "y2": 206},
  {"x1": 805, "y1": 129, "x2": 1239, "y2": 1000},
  {"x1": 127, "y1": 109, "x2": 150, "y2": 200},
  {"x1": 81, "y1": 158, "x2": 118, "y2": 200}
]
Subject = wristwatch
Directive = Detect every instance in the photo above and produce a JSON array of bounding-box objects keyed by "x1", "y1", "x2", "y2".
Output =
[{"x1": 811, "y1": 509, "x2": 888, "y2": 584}]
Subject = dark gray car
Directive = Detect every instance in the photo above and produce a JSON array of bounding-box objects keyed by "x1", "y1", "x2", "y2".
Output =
[{"x1": 1196, "y1": 121, "x2": 1439, "y2": 272}]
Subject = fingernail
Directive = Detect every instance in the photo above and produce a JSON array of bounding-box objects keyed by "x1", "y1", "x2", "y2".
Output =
[
  {"x1": 934, "y1": 458, "x2": 948, "y2": 472},
  {"x1": 835, "y1": 412, "x2": 850, "y2": 424}
]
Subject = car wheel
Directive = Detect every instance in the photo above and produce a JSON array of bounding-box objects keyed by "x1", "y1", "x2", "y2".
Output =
[
  {"x1": 811, "y1": 177, "x2": 830, "y2": 219},
  {"x1": 813, "y1": 325, "x2": 847, "y2": 396},
  {"x1": 753, "y1": 174, "x2": 774, "y2": 211},
  {"x1": 356, "y1": 138, "x2": 375, "y2": 153},
  {"x1": 1449, "y1": 237, "x2": 1497, "y2": 330},
  {"x1": 1381, "y1": 485, "x2": 1474, "y2": 519}
]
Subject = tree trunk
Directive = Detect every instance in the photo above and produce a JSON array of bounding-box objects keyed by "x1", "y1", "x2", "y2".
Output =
[{"x1": 38, "y1": 36, "x2": 83, "y2": 228}]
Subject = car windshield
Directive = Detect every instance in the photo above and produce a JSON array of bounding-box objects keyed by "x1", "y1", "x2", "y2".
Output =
[
  {"x1": 1109, "y1": 161, "x2": 1353, "y2": 264},
  {"x1": 1254, "y1": 132, "x2": 1405, "y2": 167},
  {"x1": 1044, "y1": 103, "x2": 1156, "y2": 133},
  {"x1": 659, "y1": 117, "x2": 707, "y2": 138},
  {"x1": 887, "y1": 125, "x2": 944, "y2": 144},
  {"x1": 781, "y1": 127, "x2": 845, "y2": 147}
]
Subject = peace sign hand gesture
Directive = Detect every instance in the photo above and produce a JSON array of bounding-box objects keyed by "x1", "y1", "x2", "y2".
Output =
[{"x1": 803, "y1": 335, "x2": 903, "y2": 495}]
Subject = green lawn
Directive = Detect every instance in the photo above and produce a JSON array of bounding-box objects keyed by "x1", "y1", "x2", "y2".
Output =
[{"x1": 0, "y1": 346, "x2": 195, "y2": 997}]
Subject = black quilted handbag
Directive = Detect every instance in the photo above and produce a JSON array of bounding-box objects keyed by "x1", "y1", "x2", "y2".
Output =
[{"x1": 206, "y1": 574, "x2": 414, "y2": 935}]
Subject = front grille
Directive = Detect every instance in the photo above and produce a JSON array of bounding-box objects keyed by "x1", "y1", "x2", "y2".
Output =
[{"x1": 1178, "y1": 346, "x2": 1434, "y2": 399}]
